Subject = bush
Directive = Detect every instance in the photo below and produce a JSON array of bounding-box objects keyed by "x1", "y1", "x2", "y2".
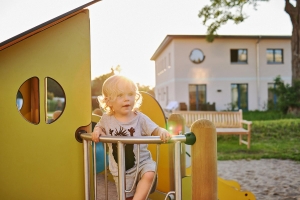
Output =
[
  {"x1": 47, "y1": 100, "x2": 57, "y2": 112},
  {"x1": 243, "y1": 110, "x2": 299, "y2": 121},
  {"x1": 47, "y1": 92, "x2": 54, "y2": 100},
  {"x1": 252, "y1": 119, "x2": 300, "y2": 137},
  {"x1": 47, "y1": 99, "x2": 64, "y2": 112},
  {"x1": 271, "y1": 76, "x2": 300, "y2": 114}
]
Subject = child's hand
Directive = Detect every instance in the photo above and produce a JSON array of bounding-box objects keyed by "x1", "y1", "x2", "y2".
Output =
[
  {"x1": 152, "y1": 127, "x2": 171, "y2": 143},
  {"x1": 92, "y1": 126, "x2": 106, "y2": 143},
  {"x1": 159, "y1": 129, "x2": 171, "y2": 143}
]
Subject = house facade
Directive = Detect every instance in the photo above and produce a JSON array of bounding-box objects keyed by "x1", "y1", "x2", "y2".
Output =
[{"x1": 151, "y1": 35, "x2": 292, "y2": 111}]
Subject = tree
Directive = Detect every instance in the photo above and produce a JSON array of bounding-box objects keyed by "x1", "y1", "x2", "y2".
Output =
[
  {"x1": 47, "y1": 78, "x2": 65, "y2": 97},
  {"x1": 137, "y1": 83, "x2": 155, "y2": 96},
  {"x1": 91, "y1": 65, "x2": 125, "y2": 96},
  {"x1": 271, "y1": 76, "x2": 300, "y2": 115},
  {"x1": 91, "y1": 67, "x2": 155, "y2": 97},
  {"x1": 91, "y1": 68, "x2": 115, "y2": 96},
  {"x1": 114, "y1": 65, "x2": 122, "y2": 74},
  {"x1": 199, "y1": 0, "x2": 300, "y2": 113}
]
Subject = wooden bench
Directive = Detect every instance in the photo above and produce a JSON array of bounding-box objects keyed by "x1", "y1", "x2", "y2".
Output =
[{"x1": 172, "y1": 109, "x2": 252, "y2": 149}]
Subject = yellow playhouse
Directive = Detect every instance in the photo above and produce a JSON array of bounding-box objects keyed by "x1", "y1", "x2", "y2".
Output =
[
  {"x1": 0, "y1": 1, "x2": 99, "y2": 199},
  {"x1": 0, "y1": 1, "x2": 256, "y2": 199}
]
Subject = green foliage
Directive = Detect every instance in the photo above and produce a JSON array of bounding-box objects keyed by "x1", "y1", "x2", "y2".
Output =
[
  {"x1": 47, "y1": 99, "x2": 61, "y2": 112},
  {"x1": 198, "y1": 0, "x2": 261, "y2": 42},
  {"x1": 91, "y1": 68, "x2": 155, "y2": 110},
  {"x1": 217, "y1": 119, "x2": 300, "y2": 161},
  {"x1": 47, "y1": 78, "x2": 65, "y2": 97},
  {"x1": 271, "y1": 76, "x2": 300, "y2": 114},
  {"x1": 91, "y1": 68, "x2": 155, "y2": 97},
  {"x1": 267, "y1": 98, "x2": 277, "y2": 111},
  {"x1": 243, "y1": 110, "x2": 299, "y2": 121},
  {"x1": 91, "y1": 69, "x2": 115, "y2": 96},
  {"x1": 137, "y1": 83, "x2": 155, "y2": 96},
  {"x1": 47, "y1": 92, "x2": 54, "y2": 100},
  {"x1": 217, "y1": 111, "x2": 300, "y2": 161},
  {"x1": 17, "y1": 91, "x2": 22, "y2": 98},
  {"x1": 252, "y1": 119, "x2": 300, "y2": 135}
]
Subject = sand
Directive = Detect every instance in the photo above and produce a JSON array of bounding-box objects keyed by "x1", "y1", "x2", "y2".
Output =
[
  {"x1": 96, "y1": 174, "x2": 118, "y2": 200},
  {"x1": 217, "y1": 159, "x2": 300, "y2": 200},
  {"x1": 96, "y1": 159, "x2": 300, "y2": 200}
]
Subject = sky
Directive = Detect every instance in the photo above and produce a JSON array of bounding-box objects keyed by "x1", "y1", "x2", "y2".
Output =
[{"x1": 0, "y1": 0, "x2": 292, "y2": 87}]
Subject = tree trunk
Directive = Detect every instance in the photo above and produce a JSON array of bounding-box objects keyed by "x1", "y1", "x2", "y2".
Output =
[
  {"x1": 285, "y1": 1, "x2": 300, "y2": 116},
  {"x1": 285, "y1": 0, "x2": 300, "y2": 84},
  {"x1": 287, "y1": 106, "x2": 300, "y2": 116}
]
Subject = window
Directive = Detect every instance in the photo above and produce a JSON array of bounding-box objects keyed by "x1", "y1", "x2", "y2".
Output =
[
  {"x1": 230, "y1": 49, "x2": 247, "y2": 63},
  {"x1": 17, "y1": 77, "x2": 40, "y2": 124},
  {"x1": 267, "y1": 49, "x2": 283, "y2": 64},
  {"x1": 189, "y1": 84, "x2": 206, "y2": 111},
  {"x1": 16, "y1": 76, "x2": 66, "y2": 125},
  {"x1": 231, "y1": 84, "x2": 248, "y2": 111},
  {"x1": 189, "y1": 49, "x2": 205, "y2": 64},
  {"x1": 46, "y1": 77, "x2": 66, "y2": 124}
]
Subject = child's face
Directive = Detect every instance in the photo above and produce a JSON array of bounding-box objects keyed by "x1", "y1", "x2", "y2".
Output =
[{"x1": 108, "y1": 91, "x2": 136, "y2": 116}]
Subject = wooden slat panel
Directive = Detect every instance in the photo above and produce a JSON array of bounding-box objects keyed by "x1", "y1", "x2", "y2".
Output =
[{"x1": 172, "y1": 110, "x2": 243, "y2": 128}]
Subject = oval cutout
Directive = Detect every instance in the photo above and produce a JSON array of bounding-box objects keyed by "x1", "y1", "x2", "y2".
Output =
[{"x1": 46, "y1": 77, "x2": 66, "y2": 124}]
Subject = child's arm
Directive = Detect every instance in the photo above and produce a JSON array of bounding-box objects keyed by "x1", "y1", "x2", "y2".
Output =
[
  {"x1": 92, "y1": 125, "x2": 106, "y2": 143},
  {"x1": 151, "y1": 127, "x2": 171, "y2": 143}
]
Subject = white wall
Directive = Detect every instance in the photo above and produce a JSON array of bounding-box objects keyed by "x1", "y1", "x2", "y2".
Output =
[
  {"x1": 154, "y1": 36, "x2": 291, "y2": 111},
  {"x1": 155, "y1": 41, "x2": 175, "y2": 108}
]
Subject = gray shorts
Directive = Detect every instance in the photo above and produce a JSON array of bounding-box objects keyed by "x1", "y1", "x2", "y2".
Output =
[{"x1": 113, "y1": 159, "x2": 157, "y2": 198}]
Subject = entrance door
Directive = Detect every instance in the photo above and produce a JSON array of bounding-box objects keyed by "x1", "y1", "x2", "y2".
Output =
[
  {"x1": 189, "y1": 84, "x2": 206, "y2": 111},
  {"x1": 231, "y1": 84, "x2": 248, "y2": 111}
]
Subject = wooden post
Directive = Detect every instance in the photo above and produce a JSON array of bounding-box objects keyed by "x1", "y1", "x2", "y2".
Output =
[{"x1": 191, "y1": 119, "x2": 217, "y2": 200}]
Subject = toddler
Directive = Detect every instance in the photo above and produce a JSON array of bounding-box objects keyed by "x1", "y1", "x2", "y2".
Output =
[{"x1": 92, "y1": 75, "x2": 170, "y2": 200}]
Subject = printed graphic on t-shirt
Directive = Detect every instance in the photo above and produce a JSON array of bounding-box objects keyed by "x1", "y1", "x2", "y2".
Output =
[{"x1": 110, "y1": 126, "x2": 136, "y2": 170}]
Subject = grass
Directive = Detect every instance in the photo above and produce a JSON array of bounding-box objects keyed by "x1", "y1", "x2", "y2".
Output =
[{"x1": 217, "y1": 112, "x2": 300, "y2": 162}]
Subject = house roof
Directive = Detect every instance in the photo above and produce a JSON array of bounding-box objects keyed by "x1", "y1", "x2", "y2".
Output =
[
  {"x1": 0, "y1": 0, "x2": 100, "y2": 51},
  {"x1": 150, "y1": 34, "x2": 292, "y2": 60}
]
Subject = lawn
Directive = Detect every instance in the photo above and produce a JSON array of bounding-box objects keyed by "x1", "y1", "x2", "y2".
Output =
[{"x1": 217, "y1": 115, "x2": 300, "y2": 162}]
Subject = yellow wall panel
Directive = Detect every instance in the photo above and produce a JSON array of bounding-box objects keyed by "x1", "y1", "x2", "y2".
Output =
[{"x1": 0, "y1": 10, "x2": 91, "y2": 199}]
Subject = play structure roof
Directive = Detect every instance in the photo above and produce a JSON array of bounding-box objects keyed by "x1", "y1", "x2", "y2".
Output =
[{"x1": 0, "y1": 0, "x2": 100, "y2": 51}]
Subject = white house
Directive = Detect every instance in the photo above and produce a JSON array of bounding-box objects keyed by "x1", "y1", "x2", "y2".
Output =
[{"x1": 150, "y1": 35, "x2": 292, "y2": 111}]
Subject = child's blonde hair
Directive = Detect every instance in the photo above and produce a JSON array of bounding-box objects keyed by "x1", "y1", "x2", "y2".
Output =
[{"x1": 98, "y1": 75, "x2": 142, "y2": 115}]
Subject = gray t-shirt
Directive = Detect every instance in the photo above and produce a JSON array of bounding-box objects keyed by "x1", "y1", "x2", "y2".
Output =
[{"x1": 96, "y1": 111, "x2": 158, "y2": 176}]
